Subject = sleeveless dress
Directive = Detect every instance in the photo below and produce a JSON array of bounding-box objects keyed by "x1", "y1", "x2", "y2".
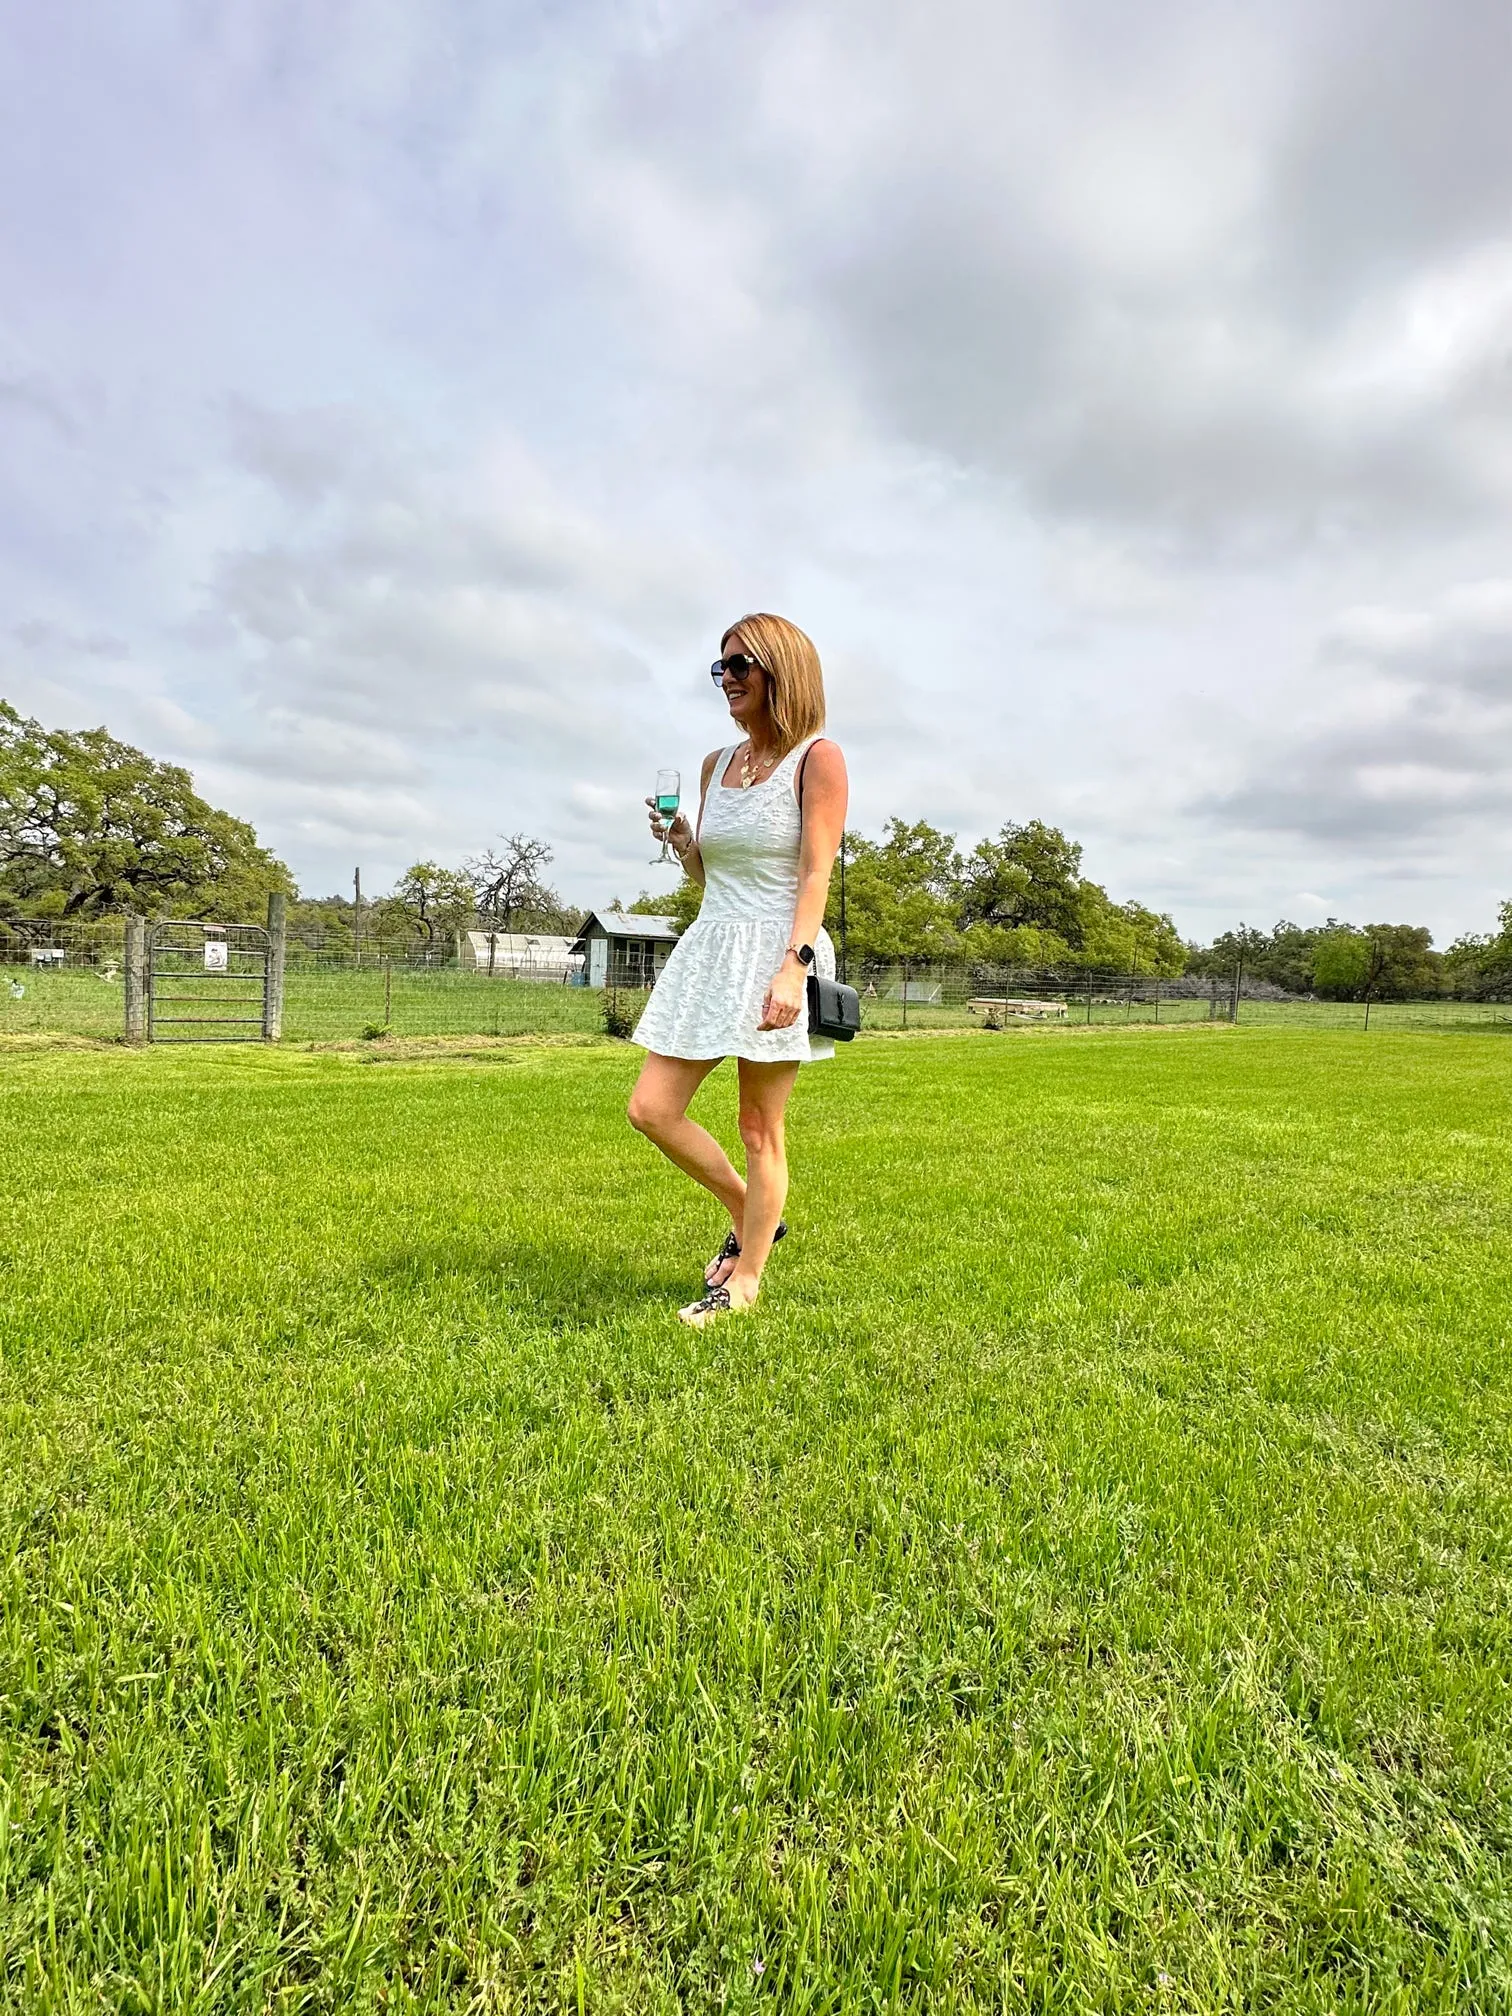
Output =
[{"x1": 632, "y1": 737, "x2": 837, "y2": 1065}]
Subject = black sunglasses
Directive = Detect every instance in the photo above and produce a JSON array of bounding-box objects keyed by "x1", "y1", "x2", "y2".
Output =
[{"x1": 709, "y1": 652, "x2": 765, "y2": 685}]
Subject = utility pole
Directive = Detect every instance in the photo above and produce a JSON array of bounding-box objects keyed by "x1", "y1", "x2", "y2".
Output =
[
  {"x1": 1364, "y1": 936, "x2": 1383, "y2": 1031},
  {"x1": 838, "y1": 834, "x2": 847, "y2": 984},
  {"x1": 1232, "y1": 930, "x2": 1245, "y2": 1023},
  {"x1": 353, "y1": 867, "x2": 362, "y2": 968}
]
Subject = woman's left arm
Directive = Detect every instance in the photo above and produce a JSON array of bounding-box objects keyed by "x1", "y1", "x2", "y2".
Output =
[{"x1": 758, "y1": 740, "x2": 849, "y2": 1032}]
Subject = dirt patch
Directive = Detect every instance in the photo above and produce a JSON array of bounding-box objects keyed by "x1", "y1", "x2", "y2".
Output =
[
  {"x1": 306, "y1": 1032, "x2": 617, "y2": 1063},
  {"x1": 0, "y1": 1032, "x2": 119, "y2": 1054}
]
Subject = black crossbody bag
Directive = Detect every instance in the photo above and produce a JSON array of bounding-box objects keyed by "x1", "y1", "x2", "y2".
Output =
[
  {"x1": 807, "y1": 969, "x2": 861, "y2": 1042},
  {"x1": 796, "y1": 745, "x2": 862, "y2": 1042}
]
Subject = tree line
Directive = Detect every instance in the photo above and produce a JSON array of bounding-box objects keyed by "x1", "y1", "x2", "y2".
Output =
[
  {"x1": 291, "y1": 842, "x2": 583, "y2": 955},
  {"x1": 1186, "y1": 914, "x2": 1512, "y2": 1001},
  {"x1": 0, "y1": 702, "x2": 580, "y2": 948},
  {"x1": 640, "y1": 823, "x2": 1512, "y2": 995},
  {"x1": 0, "y1": 700, "x2": 293, "y2": 922},
  {"x1": 834, "y1": 817, "x2": 1188, "y2": 974},
  {"x1": 635, "y1": 817, "x2": 1189, "y2": 973},
  {"x1": 5, "y1": 700, "x2": 1510, "y2": 996}
]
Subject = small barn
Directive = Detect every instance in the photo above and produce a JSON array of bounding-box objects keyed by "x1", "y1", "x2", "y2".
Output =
[
  {"x1": 460, "y1": 931, "x2": 582, "y2": 982},
  {"x1": 572, "y1": 911, "x2": 679, "y2": 989}
]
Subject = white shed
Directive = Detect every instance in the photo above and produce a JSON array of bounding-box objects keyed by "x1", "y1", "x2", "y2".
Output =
[
  {"x1": 460, "y1": 931, "x2": 582, "y2": 982},
  {"x1": 572, "y1": 911, "x2": 679, "y2": 988}
]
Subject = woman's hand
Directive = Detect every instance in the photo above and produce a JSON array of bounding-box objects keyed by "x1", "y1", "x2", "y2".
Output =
[
  {"x1": 759, "y1": 956, "x2": 808, "y2": 1031},
  {"x1": 646, "y1": 798, "x2": 693, "y2": 860}
]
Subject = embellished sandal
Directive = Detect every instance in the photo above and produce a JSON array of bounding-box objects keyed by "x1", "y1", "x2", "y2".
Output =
[
  {"x1": 678, "y1": 1284, "x2": 737, "y2": 1328},
  {"x1": 705, "y1": 1219, "x2": 788, "y2": 1286}
]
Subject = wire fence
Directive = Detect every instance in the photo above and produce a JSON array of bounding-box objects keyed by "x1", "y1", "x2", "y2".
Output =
[
  {"x1": 3, "y1": 924, "x2": 1509, "y2": 1042},
  {"x1": 0, "y1": 917, "x2": 555, "y2": 971},
  {"x1": 0, "y1": 964, "x2": 603, "y2": 1044},
  {"x1": 0, "y1": 917, "x2": 129, "y2": 967},
  {"x1": 839, "y1": 963, "x2": 1512, "y2": 1033}
]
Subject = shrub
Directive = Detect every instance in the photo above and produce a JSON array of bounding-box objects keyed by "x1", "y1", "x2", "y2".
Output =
[{"x1": 601, "y1": 989, "x2": 638, "y2": 1040}]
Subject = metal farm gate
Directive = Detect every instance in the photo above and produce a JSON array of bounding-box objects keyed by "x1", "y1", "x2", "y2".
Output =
[{"x1": 147, "y1": 921, "x2": 273, "y2": 1042}]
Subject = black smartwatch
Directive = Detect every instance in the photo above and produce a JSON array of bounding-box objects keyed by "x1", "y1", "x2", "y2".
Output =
[{"x1": 787, "y1": 942, "x2": 816, "y2": 967}]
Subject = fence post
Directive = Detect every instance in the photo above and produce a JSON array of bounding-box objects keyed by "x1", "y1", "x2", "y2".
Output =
[
  {"x1": 1154, "y1": 976, "x2": 1161, "y2": 1023},
  {"x1": 385, "y1": 958, "x2": 393, "y2": 1028},
  {"x1": 264, "y1": 891, "x2": 286, "y2": 1040},
  {"x1": 901, "y1": 959, "x2": 909, "y2": 1030},
  {"x1": 123, "y1": 914, "x2": 147, "y2": 1043},
  {"x1": 1126, "y1": 969, "x2": 1134, "y2": 1021}
]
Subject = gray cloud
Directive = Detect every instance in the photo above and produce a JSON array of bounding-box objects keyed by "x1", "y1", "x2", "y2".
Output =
[
  {"x1": 0, "y1": 370, "x2": 78, "y2": 440},
  {"x1": 4, "y1": 0, "x2": 1512, "y2": 934},
  {"x1": 699, "y1": 0, "x2": 1512, "y2": 558},
  {"x1": 177, "y1": 403, "x2": 755, "y2": 888},
  {"x1": 11, "y1": 621, "x2": 129, "y2": 661},
  {"x1": 1203, "y1": 580, "x2": 1512, "y2": 842}
]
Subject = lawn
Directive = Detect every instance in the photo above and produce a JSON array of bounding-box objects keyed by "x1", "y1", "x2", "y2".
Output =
[
  {"x1": 1, "y1": 1026, "x2": 1510, "y2": 2012},
  {"x1": 6, "y1": 962, "x2": 1508, "y2": 1046},
  {"x1": 0, "y1": 968, "x2": 611, "y2": 1045}
]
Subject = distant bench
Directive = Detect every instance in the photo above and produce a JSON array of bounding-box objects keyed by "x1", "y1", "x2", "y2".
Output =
[{"x1": 968, "y1": 997, "x2": 1068, "y2": 1019}]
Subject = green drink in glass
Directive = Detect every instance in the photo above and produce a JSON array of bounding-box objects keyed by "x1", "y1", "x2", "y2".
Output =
[{"x1": 652, "y1": 768, "x2": 681, "y2": 864}]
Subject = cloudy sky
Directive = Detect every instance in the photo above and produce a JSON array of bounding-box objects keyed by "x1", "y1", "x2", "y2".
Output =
[{"x1": 4, "y1": 0, "x2": 1511, "y2": 941}]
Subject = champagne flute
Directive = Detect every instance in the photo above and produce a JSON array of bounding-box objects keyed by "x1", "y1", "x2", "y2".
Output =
[{"x1": 651, "y1": 767, "x2": 681, "y2": 864}]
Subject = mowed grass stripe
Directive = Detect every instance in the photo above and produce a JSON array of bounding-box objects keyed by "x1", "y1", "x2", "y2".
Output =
[{"x1": 1, "y1": 1029, "x2": 1510, "y2": 2013}]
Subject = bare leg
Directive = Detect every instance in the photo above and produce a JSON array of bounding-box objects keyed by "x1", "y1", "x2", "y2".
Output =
[
  {"x1": 718, "y1": 1059, "x2": 801, "y2": 1311},
  {"x1": 627, "y1": 1053, "x2": 745, "y2": 1224}
]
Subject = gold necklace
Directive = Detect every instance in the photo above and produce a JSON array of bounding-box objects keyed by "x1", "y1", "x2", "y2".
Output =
[{"x1": 739, "y1": 741, "x2": 777, "y2": 788}]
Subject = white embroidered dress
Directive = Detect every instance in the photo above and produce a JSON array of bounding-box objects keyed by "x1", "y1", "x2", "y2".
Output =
[{"x1": 633, "y1": 737, "x2": 836, "y2": 1065}]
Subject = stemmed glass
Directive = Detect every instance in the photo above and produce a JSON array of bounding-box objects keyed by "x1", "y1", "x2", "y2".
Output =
[{"x1": 651, "y1": 767, "x2": 681, "y2": 864}]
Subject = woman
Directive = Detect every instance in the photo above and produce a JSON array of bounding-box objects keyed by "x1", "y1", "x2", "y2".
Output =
[{"x1": 627, "y1": 613, "x2": 848, "y2": 1327}]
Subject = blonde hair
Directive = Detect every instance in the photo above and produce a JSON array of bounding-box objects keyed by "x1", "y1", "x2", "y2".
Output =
[{"x1": 721, "y1": 613, "x2": 826, "y2": 758}]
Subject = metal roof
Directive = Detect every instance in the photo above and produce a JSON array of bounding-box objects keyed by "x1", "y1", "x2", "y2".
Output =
[
  {"x1": 573, "y1": 909, "x2": 680, "y2": 946},
  {"x1": 463, "y1": 932, "x2": 579, "y2": 957}
]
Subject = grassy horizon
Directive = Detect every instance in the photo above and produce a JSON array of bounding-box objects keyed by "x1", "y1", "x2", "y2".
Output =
[
  {"x1": 2, "y1": 1027, "x2": 1510, "y2": 2011},
  {"x1": 4, "y1": 962, "x2": 1510, "y2": 1047}
]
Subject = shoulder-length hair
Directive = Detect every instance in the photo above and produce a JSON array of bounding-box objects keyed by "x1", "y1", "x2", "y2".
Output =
[{"x1": 722, "y1": 613, "x2": 826, "y2": 758}]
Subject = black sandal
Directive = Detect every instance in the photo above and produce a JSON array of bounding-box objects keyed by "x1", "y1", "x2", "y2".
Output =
[
  {"x1": 678, "y1": 1283, "x2": 737, "y2": 1328},
  {"x1": 705, "y1": 1219, "x2": 787, "y2": 1285}
]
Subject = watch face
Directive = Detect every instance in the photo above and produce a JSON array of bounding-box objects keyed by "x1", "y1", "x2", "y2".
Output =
[{"x1": 799, "y1": 943, "x2": 815, "y2": 965}]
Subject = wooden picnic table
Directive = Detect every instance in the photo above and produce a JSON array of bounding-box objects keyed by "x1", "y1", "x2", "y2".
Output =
[{"x1": 968, "y1": 997, "x2": 1068, "y2": 1018}]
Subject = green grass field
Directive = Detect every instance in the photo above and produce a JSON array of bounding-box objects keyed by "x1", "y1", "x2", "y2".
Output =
[
  {"x1": 2, "y1": 1026, "x2": 1510, "y2": 2012},
  {"x1": 0, "y1": 969, "x2": 610, "y2": 1045},
  {"x1": 4, "y1": 962, "x2": 1509, "y2": 1046}
]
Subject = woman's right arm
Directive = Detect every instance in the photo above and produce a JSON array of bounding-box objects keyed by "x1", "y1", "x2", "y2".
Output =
[
  {"x1": 676, "y1": 750, "x2": 721, "y2": 887},
  {"x1": 649, "y1": 749, "x2": 720, "y2": 887}
]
